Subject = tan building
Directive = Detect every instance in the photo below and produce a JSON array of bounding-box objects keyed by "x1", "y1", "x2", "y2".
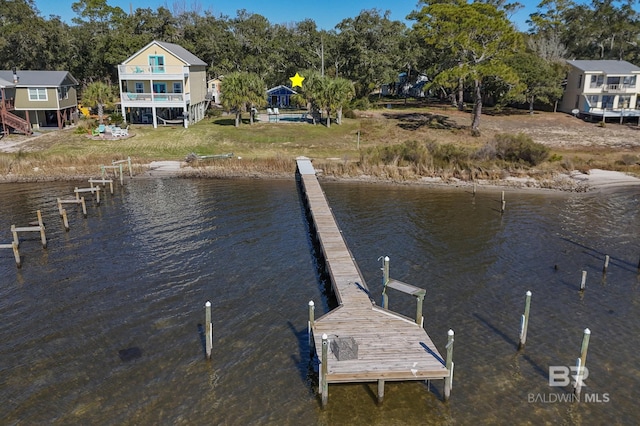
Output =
[
  {"x1": 118, "y1": 40, "x2": 208, "y2": 128},
  {"x1": 559, "y1": 60, "x2": 640, "y2": 121},
  {"x1": 0, "y1": 69, "x2": 79, "y2": 134}
]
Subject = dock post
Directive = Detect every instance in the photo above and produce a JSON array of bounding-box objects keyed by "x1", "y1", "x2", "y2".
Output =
[
  {"x1": 12, "y1": 242, "x2": 21, "y2": 268},
  {"x1": 205, "y1": 301, "x2": 212, "y2": 360},
  {"x1": 473, "y1": 182, "x2": 476, "y2": 196},
  {"x1": 11, "y1": 225, "x2": 18, "y2": 247},
  {"x1": 321, "y1": 333, "x2": 329, "y2": 407},
  {"x1": 382, "y1": 256, "x2": 390, "y2": 309},
  {"x1": 37, "y1": 210, "x2": 46, "y2": 248},
  {"x1": 574, "y1": 328, "x2": 591, "y2": 399},
  {"x1": 95, "y1": 186, "x2": 100, "y2": 205},
  {"x1": 75, "y1": 187, "x2": 80, "y2": 200},
  {"x1": 119, "y1": 164, "x2": 124, "y2": 185},
  {"x1": 377, "y1": 379, "x2": 385, "y2": 404},
  {"x1": 61, "y1": 209, "x2": 69, "y2": 231},
  {"x1": 518, "y1": 291, "x2": 532, "y2": 350},
  {"x1": 308, "y1": 301, "x2": 315, "y2": 349},
  {"x1": 580, "y1": 270, "x2": 587, "y2": 291},
  {"x1": 81, "y1": 197, "x2": 87, "y2": 218},
  {"x1": 128, "y1": 156, "x2": 132, "y2": 177},
  {"x1": 416, "y1": 293, "x2": 424, "y2": 326},
  {"x1": 603, "y1": 255, "x2": 610, "y2": 273},
  {"x1": 444, "y1": 329, "x2": 454, "y2": 401}
]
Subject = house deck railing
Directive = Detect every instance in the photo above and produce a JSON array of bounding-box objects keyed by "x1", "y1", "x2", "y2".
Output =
[
  {"x1": 122, "y1": 92, "x2": 189, "y2": 103},
  {"x1": 118, "y1": 65, "x2": 189, "y2": 77}
]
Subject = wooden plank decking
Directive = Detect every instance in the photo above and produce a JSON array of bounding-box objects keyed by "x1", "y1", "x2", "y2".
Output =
[{"x1": 296, "y1": 157, "x2": 449, "y2": 403}]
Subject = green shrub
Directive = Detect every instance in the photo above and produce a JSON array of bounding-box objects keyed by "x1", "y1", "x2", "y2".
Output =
[
  {"x1": 427, "y1": 142, "x2": 469, "y2": 167},
  {"x1": 343, "y1": 109, "x2": 357, "y2": 119},
  {"x1": 351, "y1": 98, "x2": 370, "y2": 110},
  {"x1": 363, "y1": 140, "x2": 430, "y2": 166},
  {"x1": 109, "y1": 112, "x2": 124, "y2": 125},
  {"x1": 494, "y1": 133, "x2": 549, "y2": 166}
]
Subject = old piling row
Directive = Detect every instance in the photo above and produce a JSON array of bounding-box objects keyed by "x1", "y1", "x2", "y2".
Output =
[{"x1": 1, "y1": 158, "x2": 132, "y2": 268}]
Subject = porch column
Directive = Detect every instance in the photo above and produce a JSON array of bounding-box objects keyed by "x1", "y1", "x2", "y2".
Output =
[
  {"x1": 152, "y1": 106, "x2": 157, "y2": 128},
  {"x1": 183, "y1": 105, "x2": 188, "y2": 128},
  {"x1": 121, "y1": 103, "x2": 127, "y2": 125}
]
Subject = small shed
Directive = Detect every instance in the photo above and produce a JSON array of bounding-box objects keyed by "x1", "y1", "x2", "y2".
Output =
[{"x1": 267, "y1": 85, "x2": 297, "y2": 108}]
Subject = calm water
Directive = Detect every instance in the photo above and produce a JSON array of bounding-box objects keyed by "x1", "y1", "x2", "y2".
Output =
[{"x1": 0, "y1": 178, "x2": 638, "y2": 425}]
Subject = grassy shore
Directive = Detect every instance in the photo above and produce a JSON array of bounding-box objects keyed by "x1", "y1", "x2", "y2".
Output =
[{"x1": 1, "y1": 102, "x2": 639, "y2": 189}]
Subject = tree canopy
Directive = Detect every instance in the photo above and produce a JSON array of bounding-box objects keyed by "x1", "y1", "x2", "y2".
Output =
[{"x1": 2, "y1": 0, "x2": 640, "y2": 132}]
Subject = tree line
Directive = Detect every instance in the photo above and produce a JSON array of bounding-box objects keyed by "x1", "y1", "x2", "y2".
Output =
[{"x1": 1, "y1": 0, "x2": 639, "y2": 130}]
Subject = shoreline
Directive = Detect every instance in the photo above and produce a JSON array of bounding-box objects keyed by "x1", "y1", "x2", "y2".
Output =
[{"x1": 1, "y1": 160, "x2": 639, "y2": 193}]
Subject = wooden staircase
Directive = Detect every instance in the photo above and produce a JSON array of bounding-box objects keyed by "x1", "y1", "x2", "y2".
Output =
[{"x1": 0, "y1": 108, "x2": 32, "y2": 135}]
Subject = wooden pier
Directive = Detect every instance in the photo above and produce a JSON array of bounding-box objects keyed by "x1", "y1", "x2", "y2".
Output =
[{"x1": 296, "y1": 157, "x2": 451, "y2": 406}]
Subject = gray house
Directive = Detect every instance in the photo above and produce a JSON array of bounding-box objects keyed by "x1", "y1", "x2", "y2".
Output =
[{"x1": 0, "y1": 69, "x2": 79, "y2": 134}]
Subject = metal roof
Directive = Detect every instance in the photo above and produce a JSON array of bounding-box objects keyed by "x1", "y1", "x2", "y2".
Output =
[
  {"x1": 0, "y1": 70, "x2": 78, "y2": 86},
  {"x1": 267, "y1": 85, "x2": 297, "y2": 95},
  {"x1": 566, "y1": 60, "x2": 640, "y2": 74},
  {"x1": 123, "y1": 40, "x2": 207, "y2": 66}
]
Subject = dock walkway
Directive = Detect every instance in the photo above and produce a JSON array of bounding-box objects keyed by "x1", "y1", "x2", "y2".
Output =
[{"x1": 296, "y1": 157, "x2": 450, "y2": 405}]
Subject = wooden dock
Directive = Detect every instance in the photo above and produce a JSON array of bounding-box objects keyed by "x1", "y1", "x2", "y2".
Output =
[{"x1": 296, "y1": 157, "x2": 451, "y2": 406}]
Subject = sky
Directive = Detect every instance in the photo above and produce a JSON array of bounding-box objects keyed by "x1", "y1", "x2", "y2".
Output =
[{"x1": 32, "y1": 0, "x2": 547, "y2": 32}]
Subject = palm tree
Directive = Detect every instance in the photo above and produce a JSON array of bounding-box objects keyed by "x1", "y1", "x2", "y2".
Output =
[
  {"x1": 221, "y1": 72, "x2": 266, "y2": 127},
  {"x1": 329, "y1": 78, "x2": 355, "y2": 125},
  {"x1": 81, "y1": 81, "x2": 114, "y2": 124}
]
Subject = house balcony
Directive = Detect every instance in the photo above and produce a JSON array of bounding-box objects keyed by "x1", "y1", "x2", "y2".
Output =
[
  {"x1": 121, "y1": 92, "x2": 190, "y2": 106},
  {"x1": 118, "y1": 65, "x2": 189, "y2": 80},
  {"x1": 588, "y1": 84, "x2": 636, "y2": 93}
]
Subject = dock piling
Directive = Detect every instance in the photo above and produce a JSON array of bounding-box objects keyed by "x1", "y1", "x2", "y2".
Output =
[
  {"x1": 580, "y1": 270, "x2": 587, "y2": 291},
  {"x1": 518, "y1": 291, "x2": 532, "y2": 350},
  {"x1": 603, "y1": 255, "x2": 610, "y2": 273},
  {"x1": 321, "y1": 333, "x2": 329, "y2": 408},
  {"x1": 11, "y1": 210, "x2": 46, "y2": 248},
  {"x1": 308, "y1": 301, "x2": 315, "y2": 349},
  {"x1": 377, "y1": 379, "x2": 385, "y2": 404},
  {"x1": 0, "y1": 242, "x2": 21, "y2": 268},
  {"x1": 574, "y1": 328, "x2": 591, "y2": 399},
  {"x1": 382, "y1": 255, "x2": 390, "y2": 309},
  {"x1": 444, "y1": 329, "x2": 454, "y2": 401},
  {"x1": 61, "y1": 209, "x2": 69, "y2": 231},
  {"x1": 205, "y1": 301, "x2": 212, "y2": 360}
]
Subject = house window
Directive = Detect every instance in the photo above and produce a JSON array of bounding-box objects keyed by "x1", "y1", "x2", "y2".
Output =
[
  {"x1": 602, "y1": 95, "x2": 614, "y2": 109},
  {"x1": 28, "y1": 88, "x2": 47, "y2": 101},
  {"x1": 586, "y1": 95, "x2": 599, "y2": 108},
  {"x1": 606, "y1": 76, "x2": 621, "y2": 90},
  {"x1": 135, "y1": 82, "x2": 144, "y2": 93},
  {"x1": 149, "y1": 55, "x2": 165, "y2": 73},
  {"x1": 577, "y1": 74, "x2": 582, "y2": 89},
  {"x1": 58, "y1": 86, "x2": 69, "y2": 100},
  {"x1": 618, "y1": 95, "x2": 631, "y2": 109},
  {"x1": 622, "y1": 75, "x2": 636, "y2": 88},
  {"x1": 153, "y1": 83, "x2": 167, "y2": 93},
  {"x1": 173, "y1": 82, "x2": 182, "y2": 93},
  {"x1": 590, "y1": 75, "x2": 604, "y2": 88}
]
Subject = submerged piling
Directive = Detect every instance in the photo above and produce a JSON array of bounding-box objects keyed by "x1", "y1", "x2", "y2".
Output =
[
  {"x1": 518, "y1": 291, "x2": 532, "y2": 350},
  {"x1": 205, "y1": 301, "x2": 212, "y2": 360}
]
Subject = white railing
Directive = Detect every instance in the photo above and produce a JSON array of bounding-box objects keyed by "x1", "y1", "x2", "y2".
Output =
[
  {"x1": 122, "y1": 92, "x2": 186, "y2": 103},
  {"x1": 118, "y1": 65, "x2": 188, "y2": 76}
]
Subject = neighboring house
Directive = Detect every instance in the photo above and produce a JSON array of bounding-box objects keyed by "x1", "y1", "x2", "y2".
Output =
[
  {"x1": 206, "y1": 77, "x2": 222, "y2": 104},
  {"x1": 559, "y1": 59, "x2": 640, "y2": 121},
  {"x1": 267, "y1": 85, "x2": 297, "y2": 108},
  {"x1": 0, "y1": 69, "x2": 79, "y2": 135},
  {"x1": 118, "y1": 40, "x2": 208, "y2": 128},
  {"x1": 381, "y1": 72, "x2": 430, "y2": 97}
]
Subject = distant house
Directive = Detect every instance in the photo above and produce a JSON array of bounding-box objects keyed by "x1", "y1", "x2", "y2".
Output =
[
  {"x1": 118, "y1": 40, "x2": 208, "y2": 128},
  {"x1": 381, "y1": 72, "x2": 430, "y2": 98},
  {"x1": 0, "y1": 69, "x2": 79, "y2": 135},
  {"x1": 207, "y1": 77, "x2": 222, "y2": 104},
  {"x1": 559, "y1": 60, "x2": 640, "y2": 121},
  {"x1": 267, "y1": 85, "x2": 297, "y2": 108}
]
